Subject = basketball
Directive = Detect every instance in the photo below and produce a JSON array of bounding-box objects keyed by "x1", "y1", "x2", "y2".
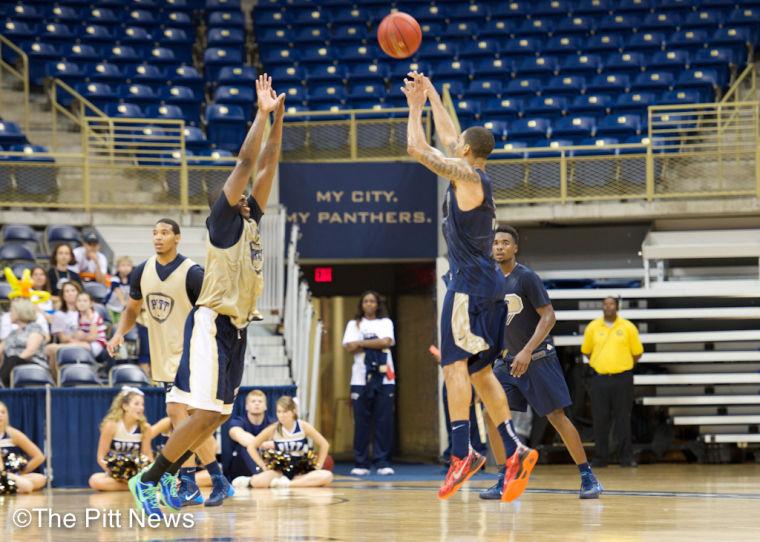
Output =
[
  {"x1": 323, "y1": 454, "x2": 334, "y2": 471},
  {"x1": 377, "y1": 12, "x2": 422, "y2": 59}
]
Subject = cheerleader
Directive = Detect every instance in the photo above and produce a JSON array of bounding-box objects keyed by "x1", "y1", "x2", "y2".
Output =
[
  {"x1": 238, "y1": 396, "x2": 333, "y2": 489},
  {"x1": 89, "y1": 388, "x2": 153, "y2": 491},
  {"x1": 0, "y1": 400, "x2": 47, "y2": 494}
]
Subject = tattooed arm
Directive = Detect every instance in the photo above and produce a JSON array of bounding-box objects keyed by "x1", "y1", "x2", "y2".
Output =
[{"x1": 410, "y1": 72, "x2": 459, "y2": 156}]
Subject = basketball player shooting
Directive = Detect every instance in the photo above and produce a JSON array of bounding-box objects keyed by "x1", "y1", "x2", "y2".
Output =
[
  {"x1": 402, "y1": 72, "x2": 538, "y2": 502},
  {"x1": 128, "y1": 74, "x2": 285, "y2": 518}
]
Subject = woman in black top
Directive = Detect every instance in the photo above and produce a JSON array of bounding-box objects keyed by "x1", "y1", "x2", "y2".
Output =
[{"x1": 47, "y1": 243, "x2": 82, "y2": 297}]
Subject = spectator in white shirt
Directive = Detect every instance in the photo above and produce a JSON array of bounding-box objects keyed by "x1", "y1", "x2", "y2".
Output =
[{"x1": 71, "y1": 232, "x2": 108, "y2": 285}]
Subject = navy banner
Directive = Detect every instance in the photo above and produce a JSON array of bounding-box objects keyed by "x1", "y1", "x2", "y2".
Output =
[{"x1": 279, "y1": 162, "x2": 438, "y2": 260}]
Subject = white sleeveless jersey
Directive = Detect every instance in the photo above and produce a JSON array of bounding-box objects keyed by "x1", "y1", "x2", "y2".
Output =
[
  {"x1": 110, "y1": 420, "x2": 142, "y2": 454},
  {"x1": 274, "y1": 420, "x2": 309, "y2": 456}
]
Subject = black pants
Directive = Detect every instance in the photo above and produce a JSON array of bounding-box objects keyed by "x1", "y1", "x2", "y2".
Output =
[
  {"x1": 351, "y1": 378, "x2": 395, "y2": 469},
  {"x1": 591, "y1": 370, "x2": 634, "y2": 465},
  {"x1": 0, "y1": 355, "x2": 32, "y2": 387}
]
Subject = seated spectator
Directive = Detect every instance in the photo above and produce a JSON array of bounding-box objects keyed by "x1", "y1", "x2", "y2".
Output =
[
  {"x1": 105, "y1": 256, "x2": 133, "y2": 324},
  {"x1": 48, "y1": 243, "x2": 82, "y2": 297},
  {"x1": 75, "y1": 291, "x2": 107, "y2": 360},
  {"x1": 0, "y1": 299, "x2": 51, "y2": 387},
  {"x1": 89, "y1": 388, "x2": 153, "y2": 491},
  {"x1": 227, "y1": 390, "x2": 276, "y2": 481},
  {"x1": 0, "y1": 400, "x2": 47, "y2": 493},
  {"x1": 30, "y1": 266, "x2": 55, "y2": 322},
  {"x1": 45, "y1": 281, "x2": 84, "y2": 373},
  {"x1": 1, "y1": 298, "x2": 50, "y2": 343},
  {"x1": 71, "y1": 232, "x2": 108, "y2": 285}
]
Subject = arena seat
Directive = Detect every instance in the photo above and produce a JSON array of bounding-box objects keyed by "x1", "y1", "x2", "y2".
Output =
[
  {"x1": 83, "y1": 281, "x2": 111, "y2": 303},
  {"x1": 505, "y1": 78, "x2": 542, "y2": 96},
  {"x1": 59, "y1": 364, "x2": 101, "y2": 388},
  {"x1": 293, "y1": 26, "x2": 329, "y2": 45},
  {"x1": 205, "y1": 104, "x2": 247, "y2": 152},
  {"x1": 0, "y1": 121, "x2": 27, "y2": 147},
  {"x1": 46, "y1": 225, "x2": 82, "y2": 250},
  {"x1": 109, "y1": 364, "x2": 151, "y2": 388},
  {"x1": 552, "y1": 116, "x2": 597, "y2": 139},
  {"x1": 524, "y1": 96, "x2": 568, "y2": 118},
  {"x1": 545, "y1": 75, "x2": 588, "y2": 96},
  {"x1": 0, "y1": 243, "x2": 35, "y2": 263},
  {"x1": 1, "y1": 224, "x2": 38, "y2": 248},
  {"x1": 168, "y1": 66, "x2": 205, "y2": 97},
  {"x1": 158, "y1": 86, "x2": 201, "y2": 125},
  {"x1": 24, "y1": 42, "x2": 62, "y2": 86},
  {"x1": 45, "y1": 61, "x2": 86, "y2": 89},
  {"x1": 11, "y1": 364, "x2": 55, "y2": 388},
  {"x1": 560, "y1": 54, "x2": 603, "y2": 77},
  {"x1": 118, "y1": 26, "x2": 154, "y2": 57},
  {"x1": 507, "y1": 118, "x2": 551, "y2": 144},
  {"x1": 159, "y1": 28, "x2": 195, "y2": 63},
  {"x1": 615, "y1": 92, "x2": 657, "y2": 114},
  {"x1": 482, "y1": 97, "x2": 524, "y2": 120},
  {"x1": 213, "y1": 86, "x2": 255, "y2": 120},
  {"x1": 57, "y1": 347, "x2": 97, "y2": 367},
  {"x1": 569, "y1": 94, "x2": 613, "y2": 116}
]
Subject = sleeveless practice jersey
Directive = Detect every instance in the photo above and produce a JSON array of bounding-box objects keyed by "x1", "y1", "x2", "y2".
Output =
[
  {"x1": 110, "y1": 420, "x2": 142, "y2": 454},
  {"x1": 274, "y1": 420, "x2": 309, "y2": 456},
  {"x1": 196, "y1": 217, "x2": 264, "y2": 329},
  {"x1": 140, "y1": 255, "x2": 196, "y2": 382},
  {"x1": 443, "y1": 170, "x2": 505, "y2": 299}
]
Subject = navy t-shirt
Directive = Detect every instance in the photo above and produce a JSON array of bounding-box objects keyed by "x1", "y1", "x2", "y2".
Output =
[
  {"x1": 229, "y1": 414, "x2": 275, "y2": 455},
  {"x1": 503, "y1": 263, "x2": 553, "y2": 354},
  {"x1": 129, "y1": 254, "x2": 204, "y2": 304},
  {"x1": 207, "y1": 192, "x2": 263, "y2": 249}
]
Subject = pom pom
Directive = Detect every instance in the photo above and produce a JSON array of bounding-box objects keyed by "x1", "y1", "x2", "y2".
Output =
[
  {"x1": 2, "y1": 450, "x2": 29, "y2": 474},
  {"x1": 0, "y1": 471, "x2": 18, "y2": 495},
  {"x1": 262, "y1": 449, "x2": 317, "y2": 480},
  {"x1": 104, "y1": 451, "x2": 150, "y2": 481}
]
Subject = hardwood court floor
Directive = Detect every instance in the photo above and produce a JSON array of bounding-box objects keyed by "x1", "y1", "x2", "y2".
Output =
[{"x1": 1, "y1": 464, "x2": 759, "y2": 542}]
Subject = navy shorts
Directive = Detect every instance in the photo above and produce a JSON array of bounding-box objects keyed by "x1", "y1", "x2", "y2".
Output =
[
  {"x1": 493, "y1": 348, "x2": 572, "y2": 417},
  {"x1": 167, "y1": 307, "x2": 247, "y2": 415},
  {"x1": 440, "y1": 288, "x2": 507, "y2": 375}
]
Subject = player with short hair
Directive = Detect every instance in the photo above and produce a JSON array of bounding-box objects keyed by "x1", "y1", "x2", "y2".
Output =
[
  {"x1": 403, "y1": 72, "x2": 537, "y2": 502},
  {"x1": 127, "y1": 74, "x2": 285, "y2": 518},
  {"x1": 107, "y1": 217, "x2": 216, "y2": 507},
  {"x1": 481, "y1": 225, "x2": 604, "y2": 499}
]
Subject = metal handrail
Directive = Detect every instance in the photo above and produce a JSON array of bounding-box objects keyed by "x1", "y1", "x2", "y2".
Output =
[
  {"x1": 0, "y1": 33, "x2": 30, "y2": 132},
  {"x1": 721, "y1": 64, "x2": 756, "y2": 104}
]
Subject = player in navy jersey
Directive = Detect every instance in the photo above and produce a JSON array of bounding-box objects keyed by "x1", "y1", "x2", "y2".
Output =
[
  {"x1": 403, "y1": 72, "x2": 537, "y2": 502},
  {"x1": 480, "y1": 225, "x2": 603, "y2": 500}
]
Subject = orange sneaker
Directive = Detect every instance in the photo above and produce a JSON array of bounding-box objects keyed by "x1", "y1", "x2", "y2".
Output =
[
  {"x1": 438, "y1": 450, "x2": 486, "y2": 500},
  {"x1": 501, "y1": 447, "x2": 538, "y2": 502}
]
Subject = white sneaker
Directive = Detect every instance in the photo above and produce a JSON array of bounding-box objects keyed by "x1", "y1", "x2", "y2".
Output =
[
  {"x1": 269, "y1": 476, "x2": 291, "y2": 488},
  {"x1": 376, "y1": 467, "x2": 395, "y2": 476},
  {"x1": 350, "y1": 468, "x2": 370, "y2": 476},
  {"x1": 232, "y1": 476, "x2": 251, "y2": 489}
]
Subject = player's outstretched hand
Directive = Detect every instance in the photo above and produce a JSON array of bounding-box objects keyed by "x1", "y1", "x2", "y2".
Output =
[
  {"x1": 256, "y1": 74, "x2": 280, "y2": 113},
  {"x1": 510, "y1": 350, "x2": 532, "y2": 378},
  {"x1": 407, "y1": 71, "x2": 435, "y2": 98},
  {"x1": 271, "y1": 87, "x2": 286, "y2": 120},
  {"x1": 106, "y1": 332, "x2": 124, "y2": 357},
  {"x1": 401, "y1": 76, "x2": 427, "y2": 109}
]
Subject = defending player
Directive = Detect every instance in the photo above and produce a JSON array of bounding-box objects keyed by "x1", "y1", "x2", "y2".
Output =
[
  {"x1": 480, "y1": 225, "x2": 603, "y2": 500},
  {"x1": 106, "y1": 218, "x2": 217, "y2": 507},
  {"x1": 403, "y1": 72, "x2": 537, "y2": 502},
  {"x1": 128, "y1": 74, "x2": 285, "y2": 517}
]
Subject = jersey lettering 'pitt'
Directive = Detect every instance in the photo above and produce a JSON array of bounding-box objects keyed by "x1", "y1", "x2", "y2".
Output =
[{"x1": 146, "y1": 293, "x2": 175, "y2": 323}]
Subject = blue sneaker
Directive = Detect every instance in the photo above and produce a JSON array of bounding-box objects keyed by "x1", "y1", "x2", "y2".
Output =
[
  {"x1": 177, "y1": 474, "x2": 204, "y2": 507},
  {"x1": 204, "y1": 475, "x2": 235, "y2": 507},
  {"x1": 158, "y1": 473, "x2": 182, "y2": 511},
  {"x1": 579, "y1": 473, "x2": 603, "y2": 499},
  {"x1": 479, "y1": 467, "x2": 505, "y2": 500},
  {"x1": 128, "y1": 471, "x2": 163, "y2": 520}
]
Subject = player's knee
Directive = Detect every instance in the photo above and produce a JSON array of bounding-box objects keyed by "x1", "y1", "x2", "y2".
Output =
[{"x1": 546, "y1": 409, "x2": 566, "y2": 426}]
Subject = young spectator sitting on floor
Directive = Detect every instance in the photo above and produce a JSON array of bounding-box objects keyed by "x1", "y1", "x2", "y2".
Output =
[
  {"x1": 105, "y1": 256, "x2": 133, "y2": 325},
  {"x1": 71, "y1": 232, "x2": 109, "y2": 285},
  {"x1": 0, "y1": 299, "x2": 51, "y2": 387},
  {"x1": 227, "y1": 390, "x2": 276, "y2": 482},
  {"x1": 48, "y1": 243, "x2": 82, "y2": 297}
]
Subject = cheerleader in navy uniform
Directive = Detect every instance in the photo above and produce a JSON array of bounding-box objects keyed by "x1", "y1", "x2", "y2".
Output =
[
  {"x1": 0, "y1": 400, "x2": 47, "y2": 494},
  {"x1": 89, "y1": 388, "x2": 154, "y2": 491},
  {"x1": 236, "y1": 396, "x2": 333, "y2": 489}
]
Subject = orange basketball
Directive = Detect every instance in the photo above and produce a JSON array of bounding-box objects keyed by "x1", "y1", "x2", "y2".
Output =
[
  {"x1": 323, "y1": 454, "x2": 334, "y2": 471},
  {"x1": 377, "y1": 12, "x2": 422, "y2": 59}
]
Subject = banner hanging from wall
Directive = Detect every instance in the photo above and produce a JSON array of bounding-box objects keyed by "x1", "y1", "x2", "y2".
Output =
[{"x1": 279, "y1": 162, "x2": 438, "y2": 260}]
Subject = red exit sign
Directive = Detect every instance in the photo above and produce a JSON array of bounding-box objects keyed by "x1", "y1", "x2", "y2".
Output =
[{"x1": 314, "y1": 267, "x2": 333, "y2": 283}]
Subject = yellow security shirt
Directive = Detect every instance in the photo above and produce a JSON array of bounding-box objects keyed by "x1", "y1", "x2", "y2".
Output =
[{"x1": 581, "y1": 316, "x2": 644, "y2": 374}]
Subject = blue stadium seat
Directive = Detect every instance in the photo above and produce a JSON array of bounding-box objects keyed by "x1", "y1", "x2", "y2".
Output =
[
  {"x1": 338, "y1": 44, "x2": 382, "y2": 65},
  {"x1": 507, "y1": 118, "x2": 551, "y2": 144},
  {"x1": 604, "y1": 52, "x2": 646, "y2": 75},
  {"x1": 650, "y1": 50, "x2": 691, "y2": 74},
  {"x1": 160, "y1": 28, "x2": 195, "y2": 62},
  {"x1": 575, "y1": 0, "x2": 613, "y2": 15},
  {"x1": 75, "y1": 82, "x2": 118, "y2": 111},
  {"x1": 331, "y1": 24, "x2": 368, "y2": 43},
  {"x1": 205, "y1": 104, "x2": 247, "y2": 152},
  {"x1": 292, "y1": 8, "x2": 331, "y2": 26},
  {"x1": 667, "y1": 29, "x2": 709, "y2": 53},
  {"x1": 206, "y1": 0, "x2": 242, "y2": 13},
  {"x1": 660, "y1": 89, "x2": 704, "y2": 106},
  {"x1": 631, "y1": 71, "x2": 675, "y2": 92},
  {"x1": 104, "y1": 102, "x2": 145, "y2": 118},
  {"x1": 307, "y1": 84, "x2": 347, "y2": 104},
  {"x1": 408, "y1": 3, "x2": 449, "y2": 22},
  {"x1": 109, "y1": 364, "x2": 151, "y2": 387},
  {"x1": 209, "y1": 11, "x2": 246, "y2": 30},
  {"x1": 545, "y1": 75, "x2": 588, "y2": 95},
  {"x1": 122, "y1": 9, "x2": 158, "y2": 29},
  {"x1": 710, "y1": 27, "x2": 753, "y2": 53},
  {"x1": 390, "y1": 61, "x2": 432, "y2": 80},
  {"x1": 515, "y1": 18, "x2": 556, "y2": 36},
  {"x1": 163, "y1": 11, "x2": 195, "y2": 32},
  {"x1": 683, "y1": 9, "x2": 725, "y2": 29},
  {"x1": 349, "y1": 63, "x2": 391, "y2": 82},
  {"x1": 306, "y1": 64, "x2": 347, "y2": 84},
  {"x1": 585, "y1": 34, "x2": 625, "y2": 53},
  {"x1": 146, "y1": 104, "x2": 185, "y2": 121},
  {"x1": 596, "y1": 14, "x2": 641, "y2": 33},
  {"x1": 347, "y1": 82, "x2": 384, "y2": 102},
  {"x1": 267, "y1": 65, "x2": 304, "y2": 85},
  {"x1": 78, "y1": 24, "x2": 116, "y2": 47},
  {"x1": 482, "y1": 120, "x2": 509, "y2": 141},
  {"x1": 556, "y1": 16, "x2": 595, "y2": 35},
  {"x1": 482, "y1": 97, "x2": 525, "y2": 120},
  {"x1": 443, "y1": 21, "x2": 480, "y2": 41},
  {"x1": 107, "y1": 45, "x2": 141, "y2": 70},
  {"x1": 48, "y1": 5, "x2": 82, "y2": 24},
  {"x1": 168, "y1": 65, "x2": 205, "y2": 97},
  {"x1": 515, "y1": 56, "x2": 559, "y2": 78},
  {"x1": 115, "y1": 83, "x2": 156, "y2": 107},
  {"x1": 293, "y1": 26, "x2": 329, "y2": 45},
  {"x1": 587, "y1": 73, "x2": 630, "y2": 93},
  {"x1": 533, "y1": 0, "x2": 572, "y2": 18},
  {"x1": 433, "y1": 60, "x2": 473, "y2": 83},
  {"x1": 329, "y1": 6, "x2": 369, "y2": 25},
  {"x1": 569, "y1": 94, "x2": 613, "y2": 115},
  {"x1": 615, "y1": 92, "x2": 657, "y2": 114},
  {"x1": 166, "y1": 0, "x2": 193, "y2": 12},
  {"x1": 46, "y1": 224, "x2": 81, "y2": 249},
  {"x1": 127, "y1": 64, "x2": 166, "y2": 88},
  {"x1": 260, "y1": 47, "x2": 299, "y2": 66},
  {"x1": 158, "y1": 86, "x2": 201, "y2": 125},
  {"x1": 552, "y1": 116, "x2": 596, "y2": 139},
  {"x1": 25, "y1": 42, "x2": 62, "y2": 85},
  {"x1": 545, "y1": 36, "x2": 583, "y2": 56},
  {"x1": 480, "y1": 19, "x2": 515, "y2": 38},
  {"x1": 448, "y1": 3, "x2": 490, "y2": 21},
  {"x1": 2, "y1": 224, "x2": 37, "y2": 246},
  {"x1": 60, "y1": 364, "x2": 101, "y2": 387},
  {"x1": 148, "y1": 47, "x2": 179, "y2": 67},
  {"x1": 474, "y1": 58, "x2": 514, "y2": 78},
  {"x1": 258, "y1": 27, "x2": 292, "y2": 45},
  {"x1": 505, "y1": 78, "x2": 542, "y2": 96},
  {"x1": 117, "y1": 26, "x2": 154, "y2": 57},
  {"x1": 524, "y1": 96, "x2": 568, "y2": 118},
  {"x1": 46, "y1": 61, "x2": 86, "y2": 88},
  {"x1": 626, "y1": 32, "x2": 666, "y2": 52},
  {"x1": 676, "y1": 69, "x2": 723, "y2": 93},
  {"x1": 434, "y1": 80, "x2": 466, "y2": 99},
  {"x1": 64, "y1": 43, "x2": 100, "y2": 64},
  {"x1": 40, "y1": 22, "x2": 77, "y2": 46},
  {"x1": 416, "y1": 41, "x2": 459, "y2": 61},
  {"x1": 640, "y1": 12, "x2": 682, "y2": 31},
  {"x1": 213, "y1": 86, "x2": 255, "y2": 120},
  {"x1": 86, "y1": 62, "x2": 125, "y2": 86},
  {"x1": 728, "y1": 7, "x2": 760, "y2": 28},
  {"x1": 1, "y1": 20, "x2": 36, "y2": 44},
  {"x1": 183, "y1": 126, "x2": 209, "y2": 153},
  {"x1": 87, "y1": 7, "x2": 120, "y2": 27},
  {"x1": 468, "y1": 80, "x2": 503, "y2": 98},
  {"x1": 561, "y1": 54, "x2": 603, "y2": 76},
  {"x1": 0, "y1": 243, "x2": 35, "y2": 262},
  {"x1": 6, "y1": 4, "x2": 44, "y2": 23},
  {"x1": 502, "y1": 37, "x2": 542, "y2": 59},
  {"x1": 203, "y1": 48, "x2": 243, "y2": 80},
  {"x1": 490, "y1": 1, "x2": 528, "y2": 18},
  {"x1": 460, "y1": 39, "x2": 501, "y2": 59},
  {"x1": 57, "y1": 346, "x2": 97, "y2": 367},
  {"x1": 214, "y1": 65, "x2": 257, "y2": 88},
  {"x1": 597, "y1": 114, "x2": 642, "y2": 137},
  {"x1": 0, "y1": 121, "x2": 26, "y2": 147},
  {"x1": 692, "y1": 48, "x2": 740, "y2": 70},
  {"x1": 11, "y1": 364, "x2": 54, "y2": 388},
  {"x1": 453, "y1": 99, "x2": 481, "y2": 125}
]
